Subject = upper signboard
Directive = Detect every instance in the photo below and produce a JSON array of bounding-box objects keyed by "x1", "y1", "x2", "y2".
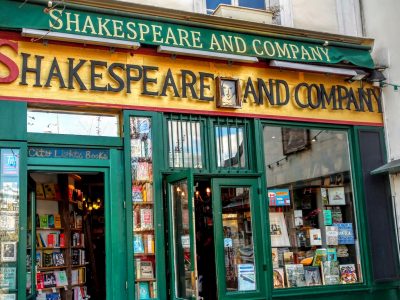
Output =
[{"x1": 0, "y1": 0, "x2": 374, "y2": 68}]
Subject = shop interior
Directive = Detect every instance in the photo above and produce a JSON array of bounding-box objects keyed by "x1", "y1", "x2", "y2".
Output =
[{"x1": 28, "y1": 172, "x2": 105, "y2": 300}]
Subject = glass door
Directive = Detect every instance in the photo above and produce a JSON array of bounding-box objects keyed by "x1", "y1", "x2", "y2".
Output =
[
  {"x1": 212, "y1": 178, "x2": 265, "y2": 300},
  {"x1": 166, "y1": 170, "x2": 198, "y2": 300}
]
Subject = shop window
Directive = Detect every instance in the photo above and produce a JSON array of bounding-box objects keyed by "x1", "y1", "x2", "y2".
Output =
[
  {"x1": 168, "y1": 118, "x2": 203, "y2": 169},
  {"x1": 130, "y1": 117, "x2": 157, "y2": 298},
  {"x1": 263, "y1": 126, "x2": 362, "y2": 288},
  {"x1": 27, "y1": 110, "x2": 120, "y2": 137},
  {"x1": 0, "y1": 149, "x2": 20, "y2": 299},
  {"x1": 215, "y1": 124, "x2": 246, "y2": 169},
  {"x1": 206, "y1": 0, "x2": 266, "y2": 14}
]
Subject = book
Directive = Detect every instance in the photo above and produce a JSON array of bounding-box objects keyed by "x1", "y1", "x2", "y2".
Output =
[
  {"x1": 0, "y1": 267, "x2": 16, "y2": 290},
  {"x1": 331, "y1": 207, "x2": 343, "y2": 223},
  {"x1": 321, "y1": 261, "x2": 340, "y2": 285},
  {"x1": 131, "y1": 139, "x2": 143, "y2": 158},
  {"x1": 75, "y1": 215, "x2": 83, "y2": 229},
  {"x1": 309, "y1": 229, "x2": 322, "y2": 246},
  {"x1": 283, "y1": 251, "x2": 294, "y2": 265},
  {"x1": 36, "y1": 272, "x2": 44, "y2": 290},
  {"x1": 339, "y1": 264, "x2": 358, "y2": 284},
  {"x1": 138, "y1": 282, "x2": 150, "y2": 299},
  {"x1": 54, "y1": 215, "x2": 61, "y2": 229},
  {"x1": 323, "y1": 210, "x2": 332, "y2": 225},
  {"x1": 134, "y1": 234, "x2": 145, "y2": 253},
  {"x1": 140, "y1": 208, "x2": 153, "y2": 230},
  {"x1": 337, "y1": 223, "x2": 355, "y2": 244},
  {"x1": 294, "y1": 210, "x2": 303, "y2": 227},
  {"x1": 304, "y1": 266, "x2": 322, "y2": 286},
  {"x1": 132, "y1": 185, "x2": 143, "y2": 202},
  {"x1": 273, "y1": 268, "x2": 285, "y2": 288},
  {"x1": 328, "y1": 187, "x2": 346, "y2": 205},
  {"x1": 52, "y1": 252, "x2": 64, "y2": 266},
  {"x1": 43, "y1": 272, "x2": 57, "y2": 288},
  {"x1": 326, "y1": 226, "x2": 339, "y2": 245},
  {"x1": 40, "y1": 215, "x2": 48, "y2": 228},
  {"x1": 312, "y1": 248, "x2": 327, "y2": 267},
  {"x1": 145, "y1": 234, "x2": 155, "y2": 254},
  {"x1": 143, "y1": 183, "x2": 153, "y2": 202},
  {"x1": 47, "y1": 215, "x2": 55, "y2": 228},
  {"x1": 45, "y1": 293, "x2": 60, "y2": 300},
  {"x1": 36, "y1": 184, "x2": 45, "y2": 199},
  {"x1": 337, "y1": 245, "x2": 350, "y2": 258},
  {"x1": 277, "y1": 248, "x2": 289, "y2": 267},
  {"x1": 140, "y1": 261, "x2": 154, "y2": 279},
  {"x1": 268, "y1": 189, "x2": 291, "y2": 206},
  {"x1": 71, "y1": 269, "x2": 78, "y2": 285},
  {"x1": 269, "y1": 212, "x2": 291, "y2": 247},
  {"x1": 327, "y1": 248, "x2": 337, "y2": 261},
  {"x1": 43, "y1": 251, "x2": 53, "y2": 267},
  {"x1": 36, "y1": 251, "x2": 42, "y2": 267},
  {"x1": 321, "y1": 187, "x2": 329, "y2": 205},
  {"x1": 271, "y1": 248, "x2": 279, "y2": 268},
  {"x1": 55, "y1": 270, "x2": 68, "y2": 286},
  {"x1": 285, "y1": 264, "x2": 306, "y2": 287},
  {"x1": 43, "y1": 183, "x2": 57, "y2": 200},
  {"x1": 59, "y1": 233, "x2": 65, "y2": 248}
]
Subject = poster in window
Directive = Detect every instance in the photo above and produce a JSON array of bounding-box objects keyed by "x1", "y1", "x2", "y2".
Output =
[
  {"x1": 0, "y1": 242, "x2": 17, "y2": 262},
  {"x1": 281, "y1": 128, "x2": 310, "y2": 155},
  {"x1": 216, "y1": 77, "x2": 242, "y2": 109},
  {"x1": 237, "y1": 264, "x2": 256, "y2": 291},
  {"x1": 269, "y1": 212, "x2": 290, "y2": 247}
]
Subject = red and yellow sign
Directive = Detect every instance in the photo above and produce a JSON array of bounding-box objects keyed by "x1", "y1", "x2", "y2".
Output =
[{"x1": 0, "y1": 38, "x2": 383, "y2": 126}]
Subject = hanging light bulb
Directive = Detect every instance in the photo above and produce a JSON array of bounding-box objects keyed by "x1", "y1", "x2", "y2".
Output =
[{"x1": 206, "y1": 187, "x2": 211, "y2": 197}]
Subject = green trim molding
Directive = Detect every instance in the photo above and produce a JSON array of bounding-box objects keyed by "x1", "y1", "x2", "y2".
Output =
[{"x1": 0, "y1": 0, "x2": 374, "y2": 68}]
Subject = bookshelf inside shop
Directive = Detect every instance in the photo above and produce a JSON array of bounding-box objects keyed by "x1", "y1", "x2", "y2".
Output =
[
  {"x1": 269, "y1": 174, "x2": 361, "y2": 289},
  {"x1": 28, "y1": 173, "x2": 104, "y2": 300},
  {"x1": 130, "y1": 116, "x2": 157, "y2": 299}
]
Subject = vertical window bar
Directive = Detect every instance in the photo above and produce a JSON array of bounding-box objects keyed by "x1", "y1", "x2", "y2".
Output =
[
  {"x1": 179, "y1": 115, "x2": 185, "y2": 168},
  {"x1": 188, "y1": 116, "x2": 193, "y2": 169},
  {"x1": 175, "y1": 119, "x2": 180, "y2": 167},
  {"x1": 194, "y1": 119, "x2": 199, "y2": 168},
  {"x1": 185, "y1": 119, "x2": 190, "y2": 168},
  {"x1": 217, "y1": 118, "x2": 222, "y2": 168},
  {"x1": 235, "y1": 118, "x2": 241, "y2": 168},
  {"x1": 169, "y1": 120, "x2": 173, "y2": 168},
  {"x1": 227, "y1": 121, "x2": 232, "y2": 169},
  {"x1": 243, "y1": 122, "x2": 248, "y2": 169}
]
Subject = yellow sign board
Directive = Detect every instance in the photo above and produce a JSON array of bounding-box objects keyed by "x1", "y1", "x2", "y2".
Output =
[{"x1": 0, "y1": 39, "x2": 383, "y2": 125}]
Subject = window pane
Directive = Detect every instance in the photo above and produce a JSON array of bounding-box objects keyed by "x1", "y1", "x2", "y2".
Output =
[
  {"x1": 28, "y1": 110, "x2": 120, "y2": 137},
  {"x1": 220, "y1": 187, "x2": 256, "y2": 292},
  {"x1": 238, "y1": 0, "x2": 265, "y2": 9},
  {"x1": 263, "y1": 127, "x2": 362, "y2": 289},
  {"x1": 215, "y1": 126, "x2": 246, "y2": 168},
  {"x1": 0, "y1": 149, "x2": 20, "y2": 299},
  {"x1": 168, "y1": 120, "x2": 202, "y2": 169},
  {"x1": 206, "y1": 0, "x2": 231, "y2": 13},
  {"x1": 130, "y1": 117, "x2": 157, "y2": 298}
]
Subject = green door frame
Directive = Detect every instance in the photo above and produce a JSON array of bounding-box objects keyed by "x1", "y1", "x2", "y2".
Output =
[
  {"x1": 25, "y1": 148, "x2": 127, "y2": 300},
  {"x1": 212, "y1": 177, "x2": 266, "y2": 300},
  {"x1": 166, "y1": 169, "x2": 198, "y2": 300}
]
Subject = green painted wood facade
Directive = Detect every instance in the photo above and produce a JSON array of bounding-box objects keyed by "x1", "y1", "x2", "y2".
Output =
[{"x1": 0, "y1": 100, "x2": 399, "y2": 299}]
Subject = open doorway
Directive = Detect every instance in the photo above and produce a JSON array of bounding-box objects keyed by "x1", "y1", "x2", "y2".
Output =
[
  {"x1": 194, "y1": 177, "x2": 217, "y2": 300},
  {"x1": 28, "y1": 171, "x2": 106, "y2": 300}
]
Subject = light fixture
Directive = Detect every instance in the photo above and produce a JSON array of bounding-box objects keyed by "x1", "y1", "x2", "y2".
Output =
[
  {"x1": 22, "y1": 28, "x2": 141, "y2": 50},
  {"x1": 269, "y1": 60, "x2": 365, "y2": 80},
  {"x1": 366, "y1": 69, "x2": 386, "y2": 83},
  {"x1": 157, "y1": 45, "x2": 259, "y2": 63},
  {"x1": 206, "y1": 187, "x2": 211, "y2": 197}
]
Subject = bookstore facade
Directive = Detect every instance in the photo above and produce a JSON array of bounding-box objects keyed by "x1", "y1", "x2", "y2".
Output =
[{"x1": 0, "y1": 1, "x2": 399, "y2": 300}]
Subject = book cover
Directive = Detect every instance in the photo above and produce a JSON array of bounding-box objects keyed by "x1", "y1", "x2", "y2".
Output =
[
  {"x1": 277, "y1": 248, "x2": 290, "y2": 267},
  {"x1": 285, "y1": 264, "x2": 306, "y2": 287},
  {"x1": 36, "y1": 251, "x2": 42, "y2": 268},
  {"x1": 296, "y1": 231, "x2": 307, "y2": 248},
  {"x1": 43, "y1": 272, "x2": 57, "y2": 288},
  {"x1": 52, "y1": 252, "x2": 64, "y2": 266},
  {"x1": 54, "y1": 215, "x2": 61, "y2": 229},
  {"x1": 337, "y1": 223, "x2": 355, "y2": 244},
  {"x1": 271, "y1": 248, "x2": 279, "y2": 268},
  {"x1": 268, "y1": 189, "x2": 290, "y2": 206},
  {"x1": 47, "y1": 233, "x2": 55, "y2": 247},
  {"x1": 283, "y1": 251, "x2": 294, "y2": 265},
  {"x1": 71, "y1": 269, "x2": 78, "y2": 285},
  {"x1": 43, "y1": 251, "x2": 53, "y2": 267},
  {"x1": 321, "y1": 261, "x2": 340, "y2": 285},
  {"x1": 0, "y1": 267, "x2": 16, "y2": 290},
  {"x1": 132, "y1": 186, "x2": 143, "y2": 202},
  {"x1": 328, "y1": 187, "x2": 346, "y2": 205},
  {"x1": 45, "y1": 293, "x2": 60, "y2": 300},
  {"x1": 339, "y1": 264, "x2": 358, "y2": 284},
  {"x1": 326, "y1": 226, "x2": 339, "y2": 245},
  {"x1": 237, "y1": 264, "x2": 256, "y2": 291},
  {"x1": 0, "y1": 294, "x2": 17, "y2": 300},
  {"x1": 323, "y1": 210, "x2": 332, "y2": 225},
  {"x1": 331, "y1": 207, "x2": 343, "y2": 223},
  {"x1": 43, "y1": 183, "x2": 57, "y2": 200},
  {"x1": 47, "y1": 215, "x2": 55, "y2": 228},
  {"x1": 138, "y1": 282, "x2": 150, "y2": 299},
  {"x1": 312, "y1": 248, "x2": 327, "y2": 267},
  {"x1": 131, "y1": 139, "x2": 143, "y2": 158},
  {"x1": 39, "y1": 215, "x2": 48, "y2": 228},
  {"x1": 134, "y1": 234, "x2": 145, "y2": 253},
  {"x1": 146, "y1": 234, "x2": 155, "y2": 254},
  {"x1": 55, "y1": 270, "x2": 68, "y2": 286},
  {"x1": 309, "y1": 229, "x2": 322, "y2": 246},
  {"x1": 269, "y1": 212, "x2": 291, "y2": 247},
  {"x1": 75, "y1": 215, "x2": 83, "y2": 229},
  {"x1": 36, "y1": 272, "x2": 44, "y2": 290},
  {"x1": 136, "y1": 162, "x2": 150, "y2": 181},
  {"x1": 273, "y1": 268, "x2": 285, "y2": 288},
  {"x1": 59, "y1": 233, "x2": 65, "y2": 248},
  {"x1": 144, "y1": 183, "x2": 153, "y2": 203},
  {"x1": 140, "y1": 208, "x2": 153, "y2": 230},
  {"x1": 140, "y1": 261, "x2": 154, "y2": 279},
  {"x1": 321, "y1": 187, "x2": 329, "y2": 206},
  {"x1": 36, "y1": 184, "x2": 45, "y2": 199},
  {"x1": 294, "y1": 210, "x2": 303, "y2": 227},
  {"x1": 304, "y1": 266, "x2": 322, "y2": 286},
  {"x1": 327, "y1": 248, "x2": 337, "y2": 261}
]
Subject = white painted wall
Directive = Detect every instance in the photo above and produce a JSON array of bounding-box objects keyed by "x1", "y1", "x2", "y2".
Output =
[
  {"x1": 362, "y1": 0, "x2": 400, "y2": 254},
  {"x1": 116, "y1": 0, "x2": 197, "y2": 12}
]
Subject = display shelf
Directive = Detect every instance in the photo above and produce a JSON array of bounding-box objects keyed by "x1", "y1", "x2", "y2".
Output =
[
  {"x1": 132, "y1": 202, "x2": 154, "y2": 205},
  {"x1": 37, "y1": 247, "x2": 66, "y2": 250},
  {"x1": 71, "y1": 263, "x2": 89, "y2": 268},
  {"x1": 36, "y1": 227, "x2": 64, "y2": 230},
  {"x1": 135, "y1": 278, "x2": 156, "y2": 282},
  {"x1": 134, "y1": 253, "x2": 155, "y2": 257},
  {"x1": 134, "y1": 229, "x2": 154, "y2": 233},
  {"x1": 37, "y1": 266, "x2": 67, "y2": 271}
]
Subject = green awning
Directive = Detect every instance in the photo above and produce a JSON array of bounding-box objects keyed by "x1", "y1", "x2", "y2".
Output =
[
  {"x1": 371, "y1": 159, "x2": 400, "y2": 175},
  {"x1": 0, "y1": 0, "x2": 375, "y2": 68}
]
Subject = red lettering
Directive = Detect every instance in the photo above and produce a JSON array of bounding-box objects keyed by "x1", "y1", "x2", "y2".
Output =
[{"x1": 0, "y1": 39, "x2": 19, "y2": 83}]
